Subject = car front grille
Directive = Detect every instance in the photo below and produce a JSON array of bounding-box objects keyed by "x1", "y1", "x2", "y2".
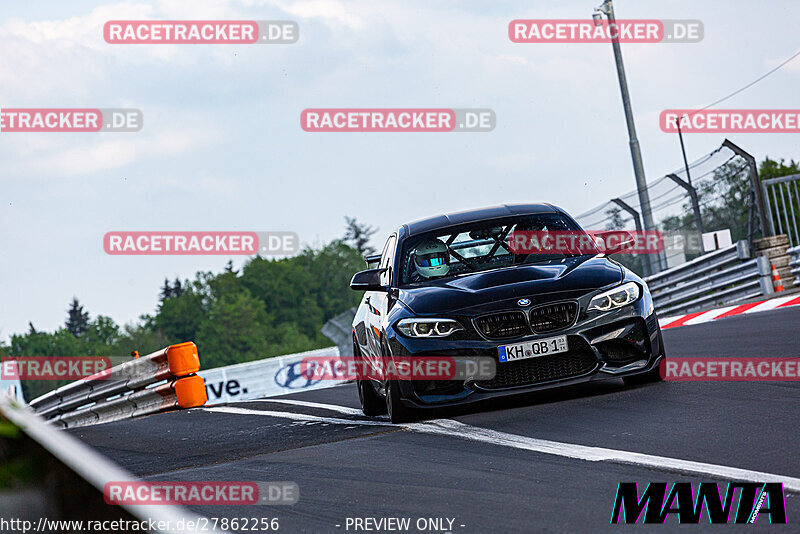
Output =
[
  {"x1": 529, "y1": 301, "x2": 578, "y2": 333},
  {"x1": 475, "y1": 345, "x2": 597, "y2": 390},
  {"x1": 474, "y1": 311, "x2": 528, "y2": 339}
]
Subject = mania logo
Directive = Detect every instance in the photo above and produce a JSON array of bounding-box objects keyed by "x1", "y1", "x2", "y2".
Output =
[{"x1": 611, "y1": 482, "x2": 787, "y2": 524}]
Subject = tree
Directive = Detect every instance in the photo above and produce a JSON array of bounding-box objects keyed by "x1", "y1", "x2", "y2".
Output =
[
  {"x1": 159, "y1": 278, "x2": 172, "y2": 302},
  {"x1": 111, "y1": 316, "x2": 169, "y2": 357},
  {"x1": 343, "y1": 216, "x2": 378, "y2": 257},
  {"x1": 759, "y1": 157, "x2": 800, "y2": 181},
  {"x1": 695, "y1": 161, "x2": 752, "y2": 241},
  {"x1": 604, "y1": 206, "x2": 626, "y2": 231},
  {"x1": 296, "y1": 240, "x2": 365, "y2": 322},
  {"x1": 155, "y1": 288, "x2": 206, "y2": 343},
  {"x1": 172, "y1": 277, "x2": 184, "y2": 298},
  {"x1": 84, "y1": 316, "x2": 120, "y2": 349},
  {"x1": 240, "y1": 256, "x2": 321, "y2": 339},
  {"x1": 65, "y1": 298, "x2": 90, "y2": 337},
  {"x1": 196, "y1": 290, "x2": 273, "y2": 368}
]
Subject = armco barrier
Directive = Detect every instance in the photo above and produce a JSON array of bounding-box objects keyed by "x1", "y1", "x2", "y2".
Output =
[
  {"x1": 788, "y1": 245, "x2": 800, "y2": 286},
  {"x1": 27, "y1": 342, "x2": 207, "y2": 429},
  {"x1": 199, "y1": 346, "x2": 341, "y2": 405},
  {"x1": 0, "y1": 395, "x2": 222, "y2": 533},
  {"x1": 644, "y1": 244, "x2": 765, "y2": 317}
]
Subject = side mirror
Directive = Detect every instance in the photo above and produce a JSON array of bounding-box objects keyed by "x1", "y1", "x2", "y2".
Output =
[
  {"x1": 350, "y1": 268, "x2": 389, "y2": 291},
  {"x1": 592, "y1": 230, "x2": 636, "y2": 255}
]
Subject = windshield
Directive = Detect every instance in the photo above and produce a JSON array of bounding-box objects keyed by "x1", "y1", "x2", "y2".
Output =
[{"x1": 399, "y1": 213, "x2": 593, "y2": 285}]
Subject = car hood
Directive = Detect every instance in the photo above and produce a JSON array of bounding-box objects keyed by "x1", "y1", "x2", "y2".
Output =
[{"x1": 397, "y1": 255, "x2": 623, "y2": 315}]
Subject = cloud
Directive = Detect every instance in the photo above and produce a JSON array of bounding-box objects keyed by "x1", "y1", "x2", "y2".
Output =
[
  {"x1": 2, "y1": 124, "x2": 221, "y2": 177},
  {"x1": 264, "y1": 0, "x2": 365, "y2": 30}
]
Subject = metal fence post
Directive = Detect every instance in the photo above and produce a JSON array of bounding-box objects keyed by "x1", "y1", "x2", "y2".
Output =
[
  {"x1": 610, "y1": 197, "x2": 651, "y2": 277},
  {"x1": 722, "y1": 139, "x2": 773, "y2": 236},
  {"x1": 667, "y1": 173, "x2": 704, "y2": 235},
  {"x1": 757, "y1": 255, "x2": 775, "y2": 296}
]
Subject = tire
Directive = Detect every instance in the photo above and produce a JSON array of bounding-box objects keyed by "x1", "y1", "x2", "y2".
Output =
[
  {"x1": 623, "y1": 365, "x2": 663, "y2": 386},
  {"x1": 358, "y1": 379, "x2": 386, "y2": 416},
  {"x1": 354, "y1": 344, "x2": 387, "y2": 416},
  {"x1": 754, "y1": 235, "x2": 789, "y2": 250},
  {"x1": 756, "y1": 246, "x2": 789, "y2": 260},
  {"x1": 765, "y1": 255, "x2": 791, "y2": 269},
  {"x1": 776, "y1": 267, "x2": 795, "y2": 283},
  {"x1": 386, "y1": 380, "x2": 415, "y2": 424}
]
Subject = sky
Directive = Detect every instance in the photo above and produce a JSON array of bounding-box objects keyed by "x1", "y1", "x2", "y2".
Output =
[{"x1": 1, "y1": 0, "x2": 799, "y2": 340}]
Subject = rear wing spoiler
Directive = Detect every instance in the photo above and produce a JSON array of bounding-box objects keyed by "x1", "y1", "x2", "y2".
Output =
[{"x1": 364, "y1": 254, "x2": 381, "y2": 268}]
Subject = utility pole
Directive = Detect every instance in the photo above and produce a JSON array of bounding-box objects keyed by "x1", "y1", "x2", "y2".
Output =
[{"x1": 594, "y1": 0, "x2": 661, "y2": 275}]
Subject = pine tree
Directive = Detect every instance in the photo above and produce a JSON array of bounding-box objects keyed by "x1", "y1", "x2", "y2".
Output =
[
  {"x1": 65, "y1": 297, "x2": 90, "y2": 337},
  {"x1": 159, "y1": 278, "x2": 173, "y2": 302},
  {"x1": 343, "y1": 216, "x2": 378, "y2": 256},
  {"x1": 172, "y1": 277, "x2": 184, "y2": 298}
]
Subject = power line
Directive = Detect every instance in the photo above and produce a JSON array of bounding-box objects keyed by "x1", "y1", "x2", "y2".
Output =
[{"x1": 685, "y1": 48, "x2": 800, "y2": 116}]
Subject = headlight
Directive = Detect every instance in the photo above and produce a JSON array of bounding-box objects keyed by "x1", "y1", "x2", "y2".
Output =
[
  {"x1": 588, "y1": 282, "x2": 640, "y2": 312},
  {"x1": 396, "y1": 318, "x2": 464, "y2": 338}
]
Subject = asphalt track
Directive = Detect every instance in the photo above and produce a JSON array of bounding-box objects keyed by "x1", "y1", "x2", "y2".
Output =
[{"x1": 70, "y1": 306, "x2": 800, "y2": 532}]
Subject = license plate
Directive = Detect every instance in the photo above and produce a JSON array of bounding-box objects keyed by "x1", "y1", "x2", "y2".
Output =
[{"x1": 498, "y1": 335, "x2": 568, "y2": 362}]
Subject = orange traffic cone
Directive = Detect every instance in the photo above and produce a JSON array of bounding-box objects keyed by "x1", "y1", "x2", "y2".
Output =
[{"x1": 771, "y1": 263, "x2": 785, "y2": 292}]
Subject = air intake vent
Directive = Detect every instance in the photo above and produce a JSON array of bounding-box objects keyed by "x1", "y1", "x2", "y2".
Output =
[
  {"x1": 474, "y1": 311, "x2": 528, "y2": 339},
  {"x1": 529, "y1": 302, "x2": 578, "y2": 333},
  {"x1": 476, "y1": 349, "x2": 597, "y2": 389}
]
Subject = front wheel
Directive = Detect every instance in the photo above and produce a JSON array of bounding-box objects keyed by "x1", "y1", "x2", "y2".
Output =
[
  {"x1": 386, "y1": 380, "x2": 416, "y2": 424},
  {"x1": 623, "y1": 364, "x2": 663, "y2": 386}
]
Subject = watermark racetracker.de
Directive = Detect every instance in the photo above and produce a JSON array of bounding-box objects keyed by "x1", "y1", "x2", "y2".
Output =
[
  {"x1": 661, "y1": 109, "x2": 800, "y2": 133},
  {"x1": 509, "y1": 19, "x2": 703, "y2": 43},
  {"x1": 660, "y1": 357, "x2": 800, "y2": 381},
  {"x1": 103, "y1": 231, "x2": 300, "y2": 256},
  {"x1": 1, "y1": 357, "x2": 115, "y2": 381},
  {"x1": 301, "y1": 109, "x2": 495, "y2": 132},
  {"x1": 506, "y1": 229, "x2": 705, "y2": 256},
  {"x1": 1, "y1": 355, "x2": 181, "y2": 381},
  {"x1": 103, "y1": 481, "x2": 298, "y2": 505},
  {"x1": 104, "y1": 20, "x2": 298, "y2": 44},
  {"x1": 300, "y1": 355, "x2": 497, "y2": 381},
  {"x1": 0, "y1": 108, "x2": 142, "y2": 132}
]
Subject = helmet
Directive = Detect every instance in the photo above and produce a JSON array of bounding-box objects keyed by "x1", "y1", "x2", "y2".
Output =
[{"x1": 413, "y1": 239, "x2": 450, "y2": 278}]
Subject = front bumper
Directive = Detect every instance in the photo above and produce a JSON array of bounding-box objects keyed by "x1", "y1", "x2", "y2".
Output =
[{"x1": 385, "y1": 298, "x2": 665, "y2": 409}]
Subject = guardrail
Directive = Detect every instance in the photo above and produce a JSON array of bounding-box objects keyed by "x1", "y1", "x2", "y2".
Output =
[
  {"x1": 27, "y1": 342, "x2": 207, "y2": 429},
  {"x1": 789, "y1": 245, "x2": 800, "y2": 286},
  {"x1": 0, "y1": 395, "x2": 222, "y2": 533},
  {"x1": 644, "y1": 244, "x2": 766, "y2": 317}
]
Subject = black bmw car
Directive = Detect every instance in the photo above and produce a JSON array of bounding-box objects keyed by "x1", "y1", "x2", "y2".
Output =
[{"x1": 350, "y1": 203, "x2": 665, "y2": 423}]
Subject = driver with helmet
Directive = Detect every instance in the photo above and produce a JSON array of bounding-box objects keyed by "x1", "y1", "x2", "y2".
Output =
[{"x1": 410, "y1": 238, "x2": 451, "y2": 281}]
